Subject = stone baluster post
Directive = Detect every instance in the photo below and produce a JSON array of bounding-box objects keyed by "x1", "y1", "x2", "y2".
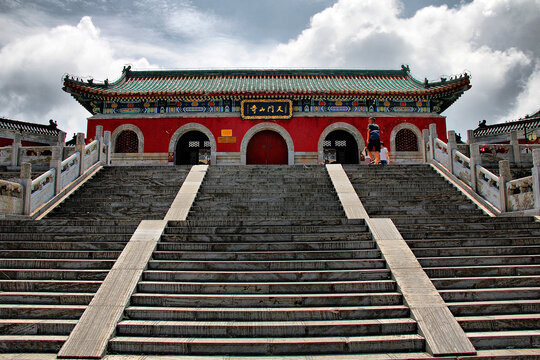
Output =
[
  {"x1": 448, "y1": 130, "x2": 457, "y2": 175},
  {"x1": 428, "y1": 123, "x2": 437, "y2": 163},
  {"x1": 468, "y1": 130, "x2": 480, "y2": 192},
  {"x1": 49, "y1": 146, "x2": 62, "y2": 195},
  {"x1": 498, "y1": 160, "x2": 512, "y2": 212},
  {"x1": 11, "y1": 134, "x2": 21, "y2": 168},
  {"x1": 422, "y1": 129, "x2": 430, "y2": 162},
  {"x1": 103, "y1": 131, "x2": 111, "y2": 166},
  {"x1": 532, "y1": 149, "x2": 540, "y2": 210},
  {"x1": 20, "y1": 162, "x2": 32, "y2": 215},
  {"x1": 57, "y1": 130, "x2": 66, "y2": 160},
  {"x1": 510, "y1": 131, "x2": 521, "y2": 165},
  {"x1": 95, "y1": 126, "x2": 104, "y2": 164},
  {"x1": 75, "y1": 132, "x2": 85, "y2": 174}
]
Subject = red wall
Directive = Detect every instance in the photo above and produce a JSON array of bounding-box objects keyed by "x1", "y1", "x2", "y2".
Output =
[{"x1": 87, "y1": 115, "x2": 447, "y2": 153}]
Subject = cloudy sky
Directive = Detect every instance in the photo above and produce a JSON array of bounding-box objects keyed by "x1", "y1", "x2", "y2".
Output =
[{"x1": 0, "y1": 0, "x2": 539, "y2": 139}]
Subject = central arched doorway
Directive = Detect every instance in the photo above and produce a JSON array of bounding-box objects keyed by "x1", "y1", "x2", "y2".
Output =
[
  {"x1": 175, "y1": 131, "x2": 211, "y2": 165},
  {"x1": 246, "y1": 130, "x2": 288, "y2": 165},
  {"x1": 323, "y1": 130, "x2": 359, "y2": 164}
]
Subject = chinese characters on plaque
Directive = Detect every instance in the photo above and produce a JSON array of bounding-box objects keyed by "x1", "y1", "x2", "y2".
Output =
[{"x1": 241, "y1": 99, "x2": 293, "y2": 120}]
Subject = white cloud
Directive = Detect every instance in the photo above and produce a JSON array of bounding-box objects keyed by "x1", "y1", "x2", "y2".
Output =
[
  {"x1": 267, "y1": 0, "x2": 539, "y2": 135},
  {"x1": 0, "y1": 16, "x2": 153, "y2": 137}
]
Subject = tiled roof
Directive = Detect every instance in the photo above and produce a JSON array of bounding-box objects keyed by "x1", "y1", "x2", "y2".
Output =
[
  {"x1": 0, "y1": 118, "x2": 61, "y2": 136},
  {"x1": 64, "y1": 66, "x2": 471, "y2": 114},
  {"x1": 474, "y1": 116, "x2": 540, "y2": 137}
]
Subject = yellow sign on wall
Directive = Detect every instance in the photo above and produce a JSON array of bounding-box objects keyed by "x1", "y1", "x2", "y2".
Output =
[{"x1": 221, "y1": 129, "x2": 233, "y2": 137}]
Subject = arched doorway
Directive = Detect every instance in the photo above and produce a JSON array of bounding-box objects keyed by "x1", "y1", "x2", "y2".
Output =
[
  {"x1": 115, "y1": 130, "x2": 139, "y2": 153},
  {"x1": 323, "y1": 130, "x2": 359, "y2": 164},
  {"x1": 175, "y1": 131, "x2": 211, "y2": 165},
  {"x1": 246, "y1": 130, "x2": 288, "y2": 165},
  {"x1": 395, "y1": 128, "x2": 419, "y2": 151}
]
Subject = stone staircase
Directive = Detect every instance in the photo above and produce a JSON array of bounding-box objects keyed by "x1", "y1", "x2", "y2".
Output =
[
  {"x1": 46, "y1": 166, "x2": 192, "y2": 220},
  {"x1": 344, "y1": 164, "x2": 540, "y2": 352},
  {"x1": 0, "y1": 166, "x2": 190, "y2": 354},
  {"x1": 108, "y1": 166, "x2": 427, "y2": 356}
]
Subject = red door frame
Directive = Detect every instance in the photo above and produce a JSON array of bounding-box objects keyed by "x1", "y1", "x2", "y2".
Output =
[{"x1": 246, "y1": 130, "x2": 288, "y2": 165}]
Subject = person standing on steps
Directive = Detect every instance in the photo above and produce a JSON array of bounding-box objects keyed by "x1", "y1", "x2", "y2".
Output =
[
  {"x1": 380, "y1": 141, "x2": 391, "y2": 165},
  {"x1": 366, "y1": 117, "x2": 381, "y2": 165}
]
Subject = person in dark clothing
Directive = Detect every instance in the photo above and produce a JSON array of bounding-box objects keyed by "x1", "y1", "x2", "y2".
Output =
[{"x1": 366, "y1": 117, "x2": 381, "y2": 164}]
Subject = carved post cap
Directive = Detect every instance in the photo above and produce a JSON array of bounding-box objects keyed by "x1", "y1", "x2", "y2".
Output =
[
  {"x1": 510, "y1": 131, "x2": 518, "y2": 143},
  {"x1": 422, "y1": 129, "x2": 429, "y2": 144},
  {"x1": 448, "y1": 130, "x2": 457, "y2": 147},
  {"x1": 51, "y1": 146, "x2": 62, "y2": 160},
  {"x1": 20, "y1": 162, "x2": 32, "y2": 179},
  {"x1": 58, "y1": 131, "x2": 66, "y2": 145},
  {"x1": 533, "y1": 149, "x2": 540, "y2": 167},
  {"x1": 429, "y1": 123, "x2": 438, "y2": 139},
  {"x1": 499, "y1": 160, "x2": 512, "y2": 181},
  {"x1": 95, "y1": 126, "x2": 103, "y2": 141},
  {"x1": 104, "y1": 131, "x2": 111, "y2": 145},
  {"x1": 75, "y1": 133, "x2": 85, "y2": 146},
  {"x1": 466, "y1": 130, "x2": 475, "y2": 144}
]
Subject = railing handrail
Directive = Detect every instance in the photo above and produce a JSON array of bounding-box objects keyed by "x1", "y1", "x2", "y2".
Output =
[
  {"x1": 0, "y1": 179, "x2": 22, "y2": 191},
  {"x1": 435, "y1": 138, "x2": 447, "y2": 149},
  {"x1": 85, "y1": 140, "x2": 98, "y2": 150},
  {"x1": 61, "y1": 152, "x2": 80, "y2": 167},
  {"x1": 454, "y1": 150, "x2": 470, "y2": 163},
  {"x1": 477, "y1": 165, "x2": 499, "y2": 183},
  {"x1": 507, "y1": 175, "x2": 533, "y2": 187},
  {"x1": 31, "y1": 168, "x2": 55, "y2": 190}
]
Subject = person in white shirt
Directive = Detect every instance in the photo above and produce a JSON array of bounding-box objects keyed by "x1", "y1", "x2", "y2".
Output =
[{"x1": 380, "y1": 142, "x2": 391, "y2": 165}]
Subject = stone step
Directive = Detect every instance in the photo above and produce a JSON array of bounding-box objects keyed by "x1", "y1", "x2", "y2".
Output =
[
  {"x1": 159, "y1": 233, "x2": 373, "y2": 243},
  {"x1": 130, "y1": 292, "x2": 404, "y2": 307},
  {"x1": 0, "y1": 280, "x2": 101, "y2": 292},
  {"x1": 0, "y1": 250, "x2": 122, "y2": 259},
  {"x1": 424, "y1": 265, "x2": 540, "y2": 278},
  {"x1": 0, "y1": 292, "x2": 94, "y2": 305},
  {"x1": 164, "y1": 225, "x2": 368, "y2": 235},
  {"x1": 151, "y1": 249, "x2": 381, "y2": 261},
  {"x1": 108, "y1": 334, "x2": 425, "y2": 355},
  {"x1": 0, "y1": 304, "x2": 86, "y2": 319},
  {"x1": 413, "y1": 246, "x2": 540, "y2": 257},
  {"x1": 0, "y1": 335, "x2": 67, "y2": 353},
  {"x1": 143, "y1": 269, "x2": 390, "y2": 282},
  {"x1": 0, "y1": 319, "x2": 76, "y2": 335},
  {"x1": 419, "y1": 255, "x2": 540, "y2": 267},
  {"x1": 124, "y1": 305, "x2": 410, "y2": 321},
  {"x1": 0, "y1": 259, "x2": 114, "y2": 269},
  {"x1": 402, "y1": 229, "x2": 540, "y2": 239},
  {"x1": 432, "y1": 276, "x2": 540, "y2": 289},
  {"x1": 0, "y1": 233, "x2": 131, "y2": 242},
  {"x1": 407, "y1": 237, "x2": 540, "y2": 248},
  {"x1": 156, "y1": 240, "x2": 376, "y2": 252},
  {"x1": 115, "y1": 318, "x2": 418, "y2": 338},
  {"x1": 457, "y1": 313, "x2": 540, "y2": 331},
  {"x1": 0, "y1": 269, "x2": 108, "y2": 280},
  {"x1": 468, "y1": 330, "x2": 540, "y2": 350},
  {"x1": 171, "y1": 218, "x2": 362, "y2": 227},
  {"x1": 440, "y1": 287, "x2": 540, "y2": 302},
  {"x1": 0, "y1": 241, "x2": 126, "y2": 251},
  {"x1": 136, "y1": 280, "x2": 396, "y2": 294},
  {"x1": 148, "y1": 259, "x2": 386, "y2": 271},
  {"x1": 0, "y1": 226, "x2": 136, "y2": 234},
  {"x1": 448, "y1": 299, "x2": 540, "y2": 316}
]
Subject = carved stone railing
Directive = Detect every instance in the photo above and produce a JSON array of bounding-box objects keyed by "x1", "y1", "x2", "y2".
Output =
[
  {"x1": 60, "y1": 153, "x2": 81, "y2": 189},
  {"x1": 427, "y1": 125, "x2": 540, "y2": 214},
  {"x1": 0, "y1": 179, "x2": 23, "y2": 213},
  {"x1": 0, "y1": 146, "x2": 12, "y2": 166},
  {"x1": 29, "y1": 169, "x2": 56, "y2": 213},
  {"x1": 19, "y1": 146, "x2": 54, "y2": 166},
  {"x1": 0, "y1": 127, "x2": 112, "y2": 216},
  {"x1": 506, "y1": 176, "x2": 534, "y2": 211}
]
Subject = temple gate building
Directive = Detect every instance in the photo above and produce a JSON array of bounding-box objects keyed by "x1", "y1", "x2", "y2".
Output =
[{"x1": 63, "y1": 65, "x2": 470, "y2": 165}]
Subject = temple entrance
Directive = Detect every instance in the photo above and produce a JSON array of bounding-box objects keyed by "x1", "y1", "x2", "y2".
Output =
[
  {"x1": 175, "y1": 131, "x2": 211, "y2": 165},
  {"x1": 323, "y1": 130, "x2": 359, "y2": 164},
  {"x1": 246, "y1": 130, "x2": 288, "y2": 165}
]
